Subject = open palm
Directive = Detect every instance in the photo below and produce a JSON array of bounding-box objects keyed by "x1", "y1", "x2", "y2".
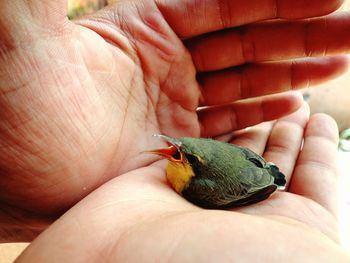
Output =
[
  {"x1": 16, "y1": 105, "x2": 350, "y2": 262},
  {"x1": 0, "y1": 0, "x2": 349, "y2": 241}
]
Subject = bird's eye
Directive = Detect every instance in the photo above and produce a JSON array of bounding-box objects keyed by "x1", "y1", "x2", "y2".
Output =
[
  {"x1": 172, "y1": 149, "x2": 181, "y2": 161},
  {"x1": 186, "y1": 154, "x2": 198, "y2": 164}
]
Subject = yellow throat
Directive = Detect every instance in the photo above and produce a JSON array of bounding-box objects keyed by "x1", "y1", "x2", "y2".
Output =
[{"x1": 166, "y1": 160, "x2": 195, "y2": 193}]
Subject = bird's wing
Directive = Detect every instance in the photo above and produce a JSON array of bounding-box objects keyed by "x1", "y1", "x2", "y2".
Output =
[
  {"x1": 182, "y1": 177, "x2": 277, "y2": 208},
  {"x1": 182, "y1": 176, "x2": 244, "y2": 208},
  {"x1": 237, "y1": 146, "x2": 286, "y2": 187},
  {"x1": 237, "y1": 146, "x2": 267, "y2": 168},
  {"x1": 236, "y1": 166, "x2": 275, "y2": 190},
  {"x1": 214, "y1": 164, "x2": 276, "y2": 207},
  {"x1": 223, "y1": 184, "x2": 277, "y2": 208}
]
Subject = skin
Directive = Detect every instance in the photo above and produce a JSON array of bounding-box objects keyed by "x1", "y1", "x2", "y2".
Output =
[
  {"x1": 0, "y1": 0, "x2": 349, "y2": 259},
  {"x1": 16, "y1": 105, "x2": 350, "y2": 262}
]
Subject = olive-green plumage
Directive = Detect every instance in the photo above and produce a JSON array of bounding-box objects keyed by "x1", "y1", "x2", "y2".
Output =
[
  {"x1": 149, "y1": 135, "x2": 286, "y2": 209},
  {"x1": 177, "y1": 137, "x2": 285, "y2": 208}
]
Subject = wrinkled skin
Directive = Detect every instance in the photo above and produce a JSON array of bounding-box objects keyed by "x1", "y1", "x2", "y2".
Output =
[{"x1": 0, "y1": 0, "x2": 350, "y2": 260}]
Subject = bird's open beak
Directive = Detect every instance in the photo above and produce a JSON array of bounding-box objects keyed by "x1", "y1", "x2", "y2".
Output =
[
  {"x1": 143, "y1": 134, "x2": 183, "y2": 162},
  {"x1": 143, "y1": 145, "x2": 179, "y2": 159}
]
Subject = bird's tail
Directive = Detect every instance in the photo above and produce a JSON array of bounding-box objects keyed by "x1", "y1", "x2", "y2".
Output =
[{"x1": 267, "y1": 163, "x2": 286, "y2": 188}]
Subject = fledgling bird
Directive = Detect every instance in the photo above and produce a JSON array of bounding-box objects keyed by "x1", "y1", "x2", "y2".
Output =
[{"x1": 146, "y1": 135, "x2": 286, "y2": 209}]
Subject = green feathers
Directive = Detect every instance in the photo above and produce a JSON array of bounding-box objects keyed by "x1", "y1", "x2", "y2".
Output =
[
  {"x1": 176, "y1": 138, "x2": 285, "y2": 208},
  {"x1": 149, "y1": 135, "x2": 286, "y2": 209}
]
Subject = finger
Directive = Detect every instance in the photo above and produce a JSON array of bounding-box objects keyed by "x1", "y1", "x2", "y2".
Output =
[
  {"x1": 230, "y1": 122, "x2": 274, "y2": 156},
  {"x1": 289, "y1": 114, "x2": 339, "y2": 217},
  {"x1": 263, "y1": 103, "x2": 310, "y2": 186},
  {"x1": 199, "y1": 91, "x2": 302, "y2": 138},
  {"x1": 198, "y1": 56, "x2": 347, "y2": 106},
  {"x1": 155, "y1": 0, "x2": 343, "y2": 37},
  {"x1": 187, "y1": 13, "x2": 350, "y2": 71}
]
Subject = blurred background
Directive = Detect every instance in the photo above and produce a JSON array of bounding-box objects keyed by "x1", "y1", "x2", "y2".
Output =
[
  {"x1": 67, "y1": 0, "x2": 107, "y2": 19},
  {"x1": 0, "y1": 0, "x2": 349, "y2": 262}
]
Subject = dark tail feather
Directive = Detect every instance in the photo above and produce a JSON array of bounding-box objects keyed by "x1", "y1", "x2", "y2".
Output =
[{"x1": 267, "y1": 164, "x2": 286, "y2": 187}]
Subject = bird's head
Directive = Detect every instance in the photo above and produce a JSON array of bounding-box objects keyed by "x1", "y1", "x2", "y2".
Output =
[{"x1": 144, "y1": 135, "x2": 207, "y2": 194}]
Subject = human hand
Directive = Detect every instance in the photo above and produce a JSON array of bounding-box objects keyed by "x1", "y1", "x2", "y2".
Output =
[
  {"x1": 16, "y1": 104, "x2": 350, "y2": 262},
  {"x1": 0, "y1": 0, "x2": 349, "y2": 241}
]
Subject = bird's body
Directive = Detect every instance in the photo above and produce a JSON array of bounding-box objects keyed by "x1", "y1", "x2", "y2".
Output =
[{"x1": 147, "y1": 135, "x2": 286, "y2": 209}]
